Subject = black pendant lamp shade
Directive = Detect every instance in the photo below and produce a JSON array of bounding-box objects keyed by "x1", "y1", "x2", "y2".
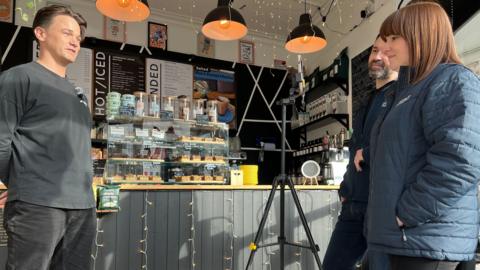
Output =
[
  {"x1": 96, "y1": 0, "x2": 150, "y2": 22},
  {"x1": 285, "y1": 13, "x2": 327, "y2": 54},
  {"x1": 202, "y1": 0, "x2": 248, "y2": 41}
]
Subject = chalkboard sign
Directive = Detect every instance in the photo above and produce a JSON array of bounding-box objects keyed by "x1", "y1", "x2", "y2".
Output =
[{"x1": 351, "y1": 46, "x2": 375, "y2": 124}]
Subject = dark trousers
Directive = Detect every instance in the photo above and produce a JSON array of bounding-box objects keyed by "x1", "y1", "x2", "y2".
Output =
[
  {"x1": 3, "y1": 200, "x2": 96, "y2": 270},
  {"x1": 323, "y1": 201, "x2": 390, "y2": 270},
  {"x1": 390, "y1": 255, "x2": 459, "y2": 270}
]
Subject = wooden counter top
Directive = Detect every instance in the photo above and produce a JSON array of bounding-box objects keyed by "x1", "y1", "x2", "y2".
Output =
[
  {"x1": 118, "y1": 184, "x2": 340, "y2": 190},
  {"x1": 0, "y1": 183, "x2": 339, "y2": 190},
  {"x1": 0, "y1": 183, "x2": 339, "y2": 191}
]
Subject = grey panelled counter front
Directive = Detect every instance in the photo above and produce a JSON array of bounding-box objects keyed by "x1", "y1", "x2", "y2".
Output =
[{"x1": 0, "y1": 185, "x2": 342, "y2": 270}]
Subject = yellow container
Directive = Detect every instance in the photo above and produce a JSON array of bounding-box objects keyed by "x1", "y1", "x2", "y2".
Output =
[{"x1": 240, "y1": 165, "x2": 258, "y2": 185}]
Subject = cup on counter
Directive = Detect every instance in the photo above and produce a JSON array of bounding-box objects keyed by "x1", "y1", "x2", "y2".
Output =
[
  {"x1": 192, "y1": 99, "x2": 205, "y2": 119},
  {"x1": 206, "y1": 100, "x2": 218, "y2": 122},
  {"x1": 177, "y1": 97, "x2": 191, "y2": 120},
  {"x1": 149, "y1": 94, "x2": 160, "y2": 117},
  {"x1": 134, "y1": 91, "x2": 148, "y2": 117}
]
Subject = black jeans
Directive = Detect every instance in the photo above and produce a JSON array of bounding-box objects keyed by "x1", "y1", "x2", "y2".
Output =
[
  {"x1": 390, "y1": 255, "x2": 459, "y2": 270},
  {"x1": 3, "y1": 200, "x2": 96, "y2": 270},
  {"x1": 323, "y1": 201, "x2": 368, "y2": 270}
]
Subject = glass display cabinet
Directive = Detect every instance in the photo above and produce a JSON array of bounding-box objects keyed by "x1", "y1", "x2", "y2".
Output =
[{"x1": 104, "y1": 116, "x2": 229, "y2": 184}]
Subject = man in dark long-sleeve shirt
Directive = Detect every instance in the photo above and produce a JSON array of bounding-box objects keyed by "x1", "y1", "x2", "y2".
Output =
[
  {"x1": 0, "y1": 5, "x2": 95, "y2": 270},
  {"x1": 323, "y1": 36, "x2": 398, "y2": 270}
]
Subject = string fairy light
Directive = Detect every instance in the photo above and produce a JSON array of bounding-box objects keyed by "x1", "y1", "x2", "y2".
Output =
[
  {"x1": 293, "y1": 185, "x2": 305, "y2": 270},
  {"x1": 261, "y1": 190, "x2": 275, "y2": 269},
  {"x1": 187, "y1": 191, "x2": 197, "y2": 269},
  {"x1": 223, "y1": 191, "x2": 236, "y2": 270},
  {"x1": 90, "y1": 217, "x2": 104, "y2": 270},
  {"x1": 139, "y1": 190, "x2": 153, "y2": 269}
]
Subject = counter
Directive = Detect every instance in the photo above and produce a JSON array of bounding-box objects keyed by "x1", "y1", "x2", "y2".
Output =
[{"x1": 0, "y1": 184, "x2": 341, "y2": 270}]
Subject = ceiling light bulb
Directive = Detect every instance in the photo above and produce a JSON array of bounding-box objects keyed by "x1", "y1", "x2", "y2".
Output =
[
  {"x1": 117, "y1": 0, "x2": 131, "y2": 8},
  {"x1": 219, "y1": 19, "x2": 231, "y2": 29},
  {"x1": 301, "y1": 35, "x2": 312, "y2": 43}
]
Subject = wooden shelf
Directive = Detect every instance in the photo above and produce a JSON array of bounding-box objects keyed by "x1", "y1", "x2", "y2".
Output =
[
  {"x1": 96, "y1": 209, "x2": 119, "y2": 213},
  {"x1": 107, "y1": 180, "x2": 164, "y2": 184},
  {"x1": 175, "y1": 181, "x2": 225, "y2": 184},
  {"x1": 292, "y1": 114, "x2": 349, "y2": 130},
  {"x1": 0, "y1": 183, "x2": 339, "y2": 191},
  {"x1": 118, "y1": 184, "x2": 340, "y2": 190},
  {"x1": 109, "y1": 158, "x2": 165, "y2": 163}
]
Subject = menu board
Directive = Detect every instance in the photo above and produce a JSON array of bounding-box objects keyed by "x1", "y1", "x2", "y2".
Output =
[
  {"x1": 110, "y1": 53, "x2": 145, "y2": 94},
  {"x1": 161, "y1": 60, "x2": 193, "y2": 99},
  {"x1": 93, "y1": 49, "x2": 146, "y2": 116},
  {"x1": 145, "y1": 58, "x2": 162, "y2": 97}
]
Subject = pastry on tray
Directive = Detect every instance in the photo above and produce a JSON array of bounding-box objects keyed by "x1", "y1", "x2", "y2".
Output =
[
  {"x1": 112, "y1": 175, "x2": 123, "y2": 181},
  {"x1": 191, "y1": 155, "x2": 201, "y2": 161},
  {"x1": 137, "y1": 175, "x2": 149, "y2": 181},
  {"x1": 213, "y1": 137, "x2": 225, "y2": 143},
  {"x1": 179, "y1": 155, "x2": 191, "y2": 162},
  {"x1": 214, "y1": 176, "x2": 224, "y2": 182},
  {"x1": 203, "y1": 156, "x2": 214, "y2": 162},
  {"x1": 192, "y1": 175, "x2": 202, "y2": 181},
  {"x1": 150, "y1": 175, "x2": 162, "y2": 182},
  {"x1": 125, "y1": 174, "x2": 136, "y2": 181},
  {"x1": 178, "y1": 136, "x2": 189, "y2": 141},
  {"x1": 213, "y1": 156, "x2": 224, "y2": 162},
  {"x1": 203, "y1": 175, "x2": 213, "y2": 181}
]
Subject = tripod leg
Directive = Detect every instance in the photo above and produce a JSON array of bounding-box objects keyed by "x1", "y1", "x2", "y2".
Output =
[
  {"x1": 245, "y1": 176, "x2": 281, "y2": 270},
  {"x1": 286, "y1": 177, "x2": 324, "y2": 270}
]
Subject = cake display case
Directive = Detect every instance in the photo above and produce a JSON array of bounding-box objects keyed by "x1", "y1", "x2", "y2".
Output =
[{"x1": 104, "y1": 116, "x2": 229, "y2": 184}]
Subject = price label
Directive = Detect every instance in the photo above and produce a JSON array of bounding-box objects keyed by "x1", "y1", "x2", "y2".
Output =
[
  {"x1": 196, "y1": 115, "x2": 210, "y2": 125},
  {"x1": 109, "y1": 126, "x2": 125, "y2": 137},
  {"x1": 160, "y1": 110, "x2": 174, "y2": 121},
  {"x1": 135, "y1": 128, "x2": 149, "y2": 138},
  {"x1": 152, "y1": 129, "x2": 165, "y2": 139},
  {"x1": 143, "y1": 140, "x2": 152, "y2": 146}
]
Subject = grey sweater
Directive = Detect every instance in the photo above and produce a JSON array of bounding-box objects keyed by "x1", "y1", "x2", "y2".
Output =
[{"x1": 0, "y1": 62, "x2": 95, "y2": 209}]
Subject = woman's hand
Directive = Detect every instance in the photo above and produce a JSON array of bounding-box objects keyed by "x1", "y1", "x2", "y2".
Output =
[
  {"x1": 396, "y1": 216, "x2": 404, "y2": 227},
  {"x1": 0, "y1": 191, "x2": 8, "y2": 208}
]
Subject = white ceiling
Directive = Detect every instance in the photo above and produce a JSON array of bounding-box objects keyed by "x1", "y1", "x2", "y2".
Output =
[{"x1": 146, "y1": 0, "x2": 384, "y2": 44}]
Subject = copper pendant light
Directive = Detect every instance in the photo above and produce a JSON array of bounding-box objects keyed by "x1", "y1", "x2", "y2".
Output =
[
  {"x1": 202, "y1": 0, "x2": 248, "y2": 41},
  {"x1": 96, "y1": 0, "x2": 150, "y2": 22}
]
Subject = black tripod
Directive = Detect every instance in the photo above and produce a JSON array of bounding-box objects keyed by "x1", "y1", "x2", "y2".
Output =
[{"x1": 245, "y1": 95, "x2": 323, "y2": 270}]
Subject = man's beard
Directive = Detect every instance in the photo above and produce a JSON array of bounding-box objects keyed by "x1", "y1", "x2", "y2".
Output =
[{"x1": 368, "y1": 61, "x2": 389, "y2": 80}]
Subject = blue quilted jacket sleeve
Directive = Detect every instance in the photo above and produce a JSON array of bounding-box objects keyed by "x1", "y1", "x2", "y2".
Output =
[{"x1": 397, "y1": 66, "x2": 480, "y2": 227}]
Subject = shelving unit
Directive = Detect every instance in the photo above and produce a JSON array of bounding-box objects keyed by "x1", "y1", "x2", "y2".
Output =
[
  {"x1": 292, "y1": 113, "x2": 349, "y2": 131},
  {"x1": 291, "y1": 49, "x2": 350, "y2": 178},
  {"x1": 103, "y1": 115, "x2": 229, "y2": 185},
  {"x1": 293, "y1": 48, "x2": 350, "y2": 142}
]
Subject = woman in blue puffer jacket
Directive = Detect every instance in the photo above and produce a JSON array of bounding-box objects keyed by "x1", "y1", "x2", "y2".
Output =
[{"x1": 367, "y1": 2, "x2": 480, "y2": 270}]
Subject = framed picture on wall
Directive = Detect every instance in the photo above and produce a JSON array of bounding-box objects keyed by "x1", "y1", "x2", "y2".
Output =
[
  {"x1": 103, "y1": 16, "x2": 126, "y2": 43},
  {"x1": 197, "y1": 32, "x2": 215, "y2": 58},
  {"x1": 239, "y1": 40, "x2": 254, "y2": 65},
  {"x1": 0, "y1": 0, "x2": 15, "y2": 23},
  {"x1": 148, "y1": 22, "x2": 167, "y2": 50}
]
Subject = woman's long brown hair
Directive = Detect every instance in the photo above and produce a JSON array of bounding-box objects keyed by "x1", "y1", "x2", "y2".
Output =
[{"x1": 379, "y1": 2, "x2": 461, "y2": 84}]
